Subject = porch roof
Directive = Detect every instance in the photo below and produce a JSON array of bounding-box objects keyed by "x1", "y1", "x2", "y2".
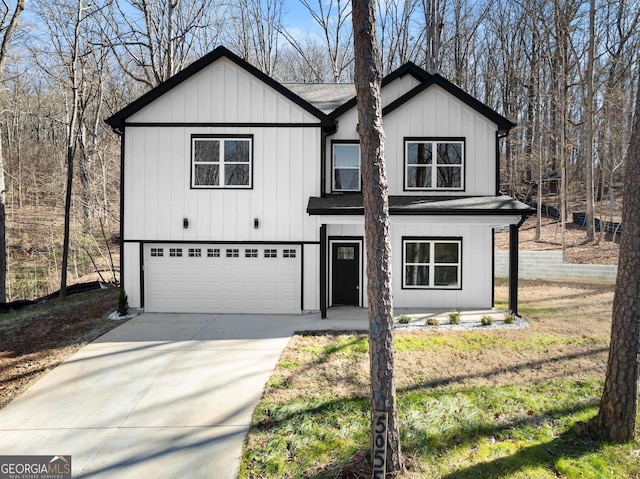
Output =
[{"x1": 307, "y1": 194, "x2": 535, "y2": 216}]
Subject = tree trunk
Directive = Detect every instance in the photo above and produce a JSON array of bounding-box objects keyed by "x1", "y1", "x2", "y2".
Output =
[
  {"x1": 0, "y1": 0, "x2": 27, "y2": 303},
  {"x1": 594, "y1": 70, "x2": 640, "y2": 443},
  {"x1": 352, "y1": 0, "x2": 403, "y2": 475},
  {"x1": 60, "y1": 0, "x2": 82, "y2": 300},
  {"x1": 584, "y1": 0, "x2": 596, "y2": 242}
]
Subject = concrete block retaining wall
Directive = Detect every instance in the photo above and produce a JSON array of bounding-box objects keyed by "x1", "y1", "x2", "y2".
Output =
[{"x1": 495, "y1": 250, "x2": 617, "y2": 285}]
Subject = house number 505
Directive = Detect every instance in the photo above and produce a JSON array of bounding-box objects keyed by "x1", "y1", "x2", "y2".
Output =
[{"x1": 372, "y1": 411, "x2": 388, "y2": 478}]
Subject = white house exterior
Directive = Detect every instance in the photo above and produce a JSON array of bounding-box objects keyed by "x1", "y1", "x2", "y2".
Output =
[{"x1": 107, "y1": 46, "x2": 533, "y2": 317}]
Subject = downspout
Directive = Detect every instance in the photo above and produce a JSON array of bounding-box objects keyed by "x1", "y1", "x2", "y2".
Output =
[
  {"x1": 319, "y1": 121, "x2": 336, "y2": 317},
  {"x1": 320, "y1": 121, "x2": 337, "y2": 197},
  {"x1": 116, "y1": 126, "x2": 125, "y2": 291},
  {"x1": 496, "y1": 130, "x2": 508, "y2": 196},
  {"x1": 508, "y1": 215, "x2": 527, "y2": 316}
]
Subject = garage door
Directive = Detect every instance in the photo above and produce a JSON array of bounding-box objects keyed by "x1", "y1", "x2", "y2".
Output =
[{"x1": 144, "y1": 244, "x2": 301, "y2": 313}]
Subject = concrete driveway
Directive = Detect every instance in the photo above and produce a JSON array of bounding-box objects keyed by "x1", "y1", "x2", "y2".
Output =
[{"x1": 0, "y1": 312, "x2": 367, "y2": 478}]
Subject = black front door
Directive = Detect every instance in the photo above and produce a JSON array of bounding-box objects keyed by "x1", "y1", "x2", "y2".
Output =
[{"x1": 331, "y1": 243, "x2": 360, "y2": 306}]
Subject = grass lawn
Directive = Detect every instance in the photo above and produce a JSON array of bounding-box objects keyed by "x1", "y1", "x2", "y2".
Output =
[{"x1": 240, "y1": 280, "x2": 640, "y2": 478}]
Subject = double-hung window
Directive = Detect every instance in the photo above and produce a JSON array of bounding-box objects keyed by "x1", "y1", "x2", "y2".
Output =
[
  {"x1": 403, "y1": 238, "x2": 461, "y2": 289},
  {"x1": 192, "y1": 135, "x2": 252, "y2": 188},
  {"x1": 405, "y1": 139, "x2": 464, "y2": 190},
  {"x1": 333, "y1": 143, "x2": 360, "y2": 192}
]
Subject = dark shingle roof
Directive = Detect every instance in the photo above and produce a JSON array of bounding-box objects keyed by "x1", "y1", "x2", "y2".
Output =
[{"x1": 307, "y1": 194, "x2": 535, "y2": 216}]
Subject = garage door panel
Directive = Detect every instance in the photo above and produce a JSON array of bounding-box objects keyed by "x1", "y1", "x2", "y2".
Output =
[
  {"x1": 144, "y1": 244, "x2": 301, "y2": 313},
  {"x1": 263, "y1": 282, "x2": 278, "y2": 294},
  {"x1": 281, "y1": 282, "x2": 297, "y2": 294}
]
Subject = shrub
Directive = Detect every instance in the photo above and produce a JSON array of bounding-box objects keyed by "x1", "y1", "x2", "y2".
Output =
[
  {"x1": 448, "y1": 311, "x2": 461, "y2": 325},
  {"x1": 481, "y1": 315, "x2": 493, "y2": 326},
  {"x1": 504, "y1": 312, "x2": 515, "y2": 324},
  {"x1": 398, "y1": 314, "x2": 411, "y2": 324},
  {"x1": 117, "y1": 290, "x2": 129, "y2": 316},
  {"x1": 426, "y1": 317, "x2": 439, "y2": 326}
]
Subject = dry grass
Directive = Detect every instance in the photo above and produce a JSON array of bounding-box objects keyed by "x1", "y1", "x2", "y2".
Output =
[
  {"x1": 241, "y1": 279, "x2": 634, "y2": 479},
  {"x1": 271, "y1": 280, "x2": 614, "y2": 405}
]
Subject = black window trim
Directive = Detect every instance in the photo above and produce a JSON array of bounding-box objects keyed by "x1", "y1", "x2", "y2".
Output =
[
  {"x1": 403, "y1": 137, "x2": 466, "y2": 192},
  {"x1": 190, "y1": 133, "x2": 254, "y2": 190},
  {"x1": 331, "y1": 140, "x2": 361, "y2": 193},
  {"x1": 401, "y1": 236, "x2": 463, "y2": 290}
]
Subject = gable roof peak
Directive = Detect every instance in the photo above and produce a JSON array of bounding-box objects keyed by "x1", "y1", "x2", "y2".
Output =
[
  {"x1": 106, "y1": 45, "x2": 333, "y2": 131},
  {"x1": 382, "y1": 61, "x2": 432, "y2": 85}
]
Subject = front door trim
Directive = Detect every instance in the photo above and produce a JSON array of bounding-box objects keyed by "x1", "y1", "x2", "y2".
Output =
[{"x1": 328, "y1": 237, "x2": 363, "y2": 307}]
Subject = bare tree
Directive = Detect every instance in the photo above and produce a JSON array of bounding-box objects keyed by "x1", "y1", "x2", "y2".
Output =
[
  {"x1": 296, "y1": 0, "x2": 354, "y2": 82},
  {"x1": 33, "y1": 0, "x2": 117, "y2": 296},
  {"x1": 0, "y1": 0, "x2": 26, "y2": 303},
  {"x1": 37, "y1": 0, "x2": 84, "y2": 299},
  {"x1": 272, "y1": 39, "x2": 329, "y2": 82},
  {"x1": 422, "y1": 0, "x2": 444, "y2": 74},
  {"x1": 100, "y1": 0, "x2": 220, "y2": 88},
  {"x1": 593, "y1": 66, "x2": 640, "y2": 443},
  {"x1": 377, "y1": 0, "x2": 418, "y2": 74},
  {"x1": 227, "y1": 0, "x2": 283, "y2": 76},
  {"x1": 352, "y1": 0, "x2": 402, "y2": 475},
  {"x1": 582, "y1": 0, "x2": 596, "y2": 242},
  {"x1": 597, "y1": 0, "x2": 640, "y2": 242}
]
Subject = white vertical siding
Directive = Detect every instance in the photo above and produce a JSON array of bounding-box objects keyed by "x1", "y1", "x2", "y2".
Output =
[
  {"x1": 128, "y1": 58, "x2": 320, "y2": 125},
  {"x1": 303, "y1": 244, "x2": 320, "y2": 310},
  {"x1": 123, "y1": 126, "x2": 321, "y2": 242},
  {"x1": 327, "y1": 220, "x2": 496, "y2": 310},
  {"x1": 381, "y1": 74, "x2": 421, "y2": 106},
  {"x1": 389, "y1": 222, "x2": 493, "y2": 309},
  {"x1": 123, "y1": 243, "x2": 141, "y2": 308},
  {"x1": 328, "y1": 84, "x2": 499, "y2": 196}
]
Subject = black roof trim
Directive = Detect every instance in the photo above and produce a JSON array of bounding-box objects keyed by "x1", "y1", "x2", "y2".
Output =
[
  {"x1": 329, "y1": 62, "x2": 431, "y2": 118},
  {"x1": 383, "y1": 74, "x2": 516, "y2": 132},
  {"x1": 307, "y1": 194, "x2": 535, "y2": 216},
  {"x1": 329, "y1": 62, "x2": 515, "y2": 132},
  {"x1": 106, "y1": 46, "x2": 333, "y2": 130}
]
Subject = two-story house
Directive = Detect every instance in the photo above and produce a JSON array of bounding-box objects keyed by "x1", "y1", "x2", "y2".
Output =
[{"x1": 106, "y1": 46, "x2": 534, "y2": 317}]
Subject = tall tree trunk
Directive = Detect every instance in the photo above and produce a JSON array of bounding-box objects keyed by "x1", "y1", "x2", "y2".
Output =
[
  {"x1": 0, "y1": 0, "x2": 26, "y2": 303},
  {"x1": 60, "y1": 0, "x2": 82, "y2": 300},
  {"x1": 0, "y1": 138, "x2": 7, "y2": 303},
  {"x1": 594, "y1": 69, "x2": 640, "y2": 443},
  {"x1": 423, "y1": 0, "x2": 442, "y2": 74},
  {"x1": 584, "y1": 0, "x2": 596, "y2": 242},
  {"x1": 352, "y1": 0, "x2": 403, "y2": 475}
]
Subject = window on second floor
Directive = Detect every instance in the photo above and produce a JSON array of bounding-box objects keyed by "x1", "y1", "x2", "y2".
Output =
[
  {"x1": 192, "y1": 136, "x2": 252, "y2": 189},
  {"x1": 333, "y1": 143, "x2": 360, "y2": 192},
  {"x1": 405, "y1": 139, "x2": 464, "y2": 191}
]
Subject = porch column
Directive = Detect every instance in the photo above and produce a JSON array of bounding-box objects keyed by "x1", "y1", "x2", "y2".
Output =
[
  {"x1": 509, "y1": 222, "x2": 519, "y2": 315},
  {"x1": 320, "y1": 224, "x2": 327, "y2": 318}
]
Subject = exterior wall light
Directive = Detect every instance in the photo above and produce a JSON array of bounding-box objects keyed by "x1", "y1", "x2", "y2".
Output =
[
  {"x1": 183, "y1": 218, "x2": 189, "y2": 229},
  {"x1": 254, "y1": 218, "x2": 260, "y2": 229}
]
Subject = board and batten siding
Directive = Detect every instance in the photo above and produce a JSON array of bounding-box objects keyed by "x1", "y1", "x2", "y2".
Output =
[
  {"x1": 327, "y1": 84, "x2": 498, "y2": 196},
  {"x1": 123, "y1": 126, "x2": 320, "y2": 242},
  {"x1": 380, "y1": 73, "x2": 422, "y2": 107},
  {"x1": 121, "y1": 57, "x2": 325, "y2": 309},
  {"x1": 327, "y1": 218, "x2": 512, "y2": 310},
  {"x1": 126, "y1": 58, "x2": 321, "y2": 125}
]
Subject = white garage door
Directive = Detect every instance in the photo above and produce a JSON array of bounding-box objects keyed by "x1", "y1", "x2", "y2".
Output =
[{"x1": 144, "y1": 244, "x2": 301, "y2": 313}]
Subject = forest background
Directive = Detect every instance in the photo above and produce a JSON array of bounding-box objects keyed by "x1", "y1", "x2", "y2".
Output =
[{"x1": 0, "y1": 0, "x2": 637, "y2": 302}]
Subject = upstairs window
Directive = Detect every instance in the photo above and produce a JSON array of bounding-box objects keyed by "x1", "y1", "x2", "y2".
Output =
[
  {"x1": 405, "y1": 139, "x2": 464, "y2": 190},
  {"x1": 403, "y1": 238, "x2": 461, "y2": 289},
  {"x1": 332, "y1": 143, "x2": 360, "y2": 192},
  {"x1": 192, "y1": 136, "x2": 252, "y2": 188}
]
